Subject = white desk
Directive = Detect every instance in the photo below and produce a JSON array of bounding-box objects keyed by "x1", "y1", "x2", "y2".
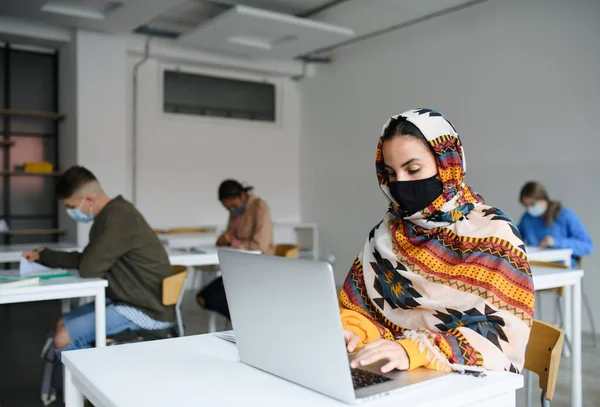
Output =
[
  {"x1": 0, "y1": 271, "x2": 108, "y2": 347},
  {"x1": 62, "y1": 334, "x2": 523, "y2": 407},
  {"x1": 526, "y1": 246, "x2": 573, "y2": 265},
  {"x1": 0, "y1": 243, "x2": 81, "y2": 263},
  {"x1": 531, "y1": 266, "x2": 583, "y2": 407},
  {"x1": 159, "y1": 233, "x2": 217, "y2": 249},
  {"x1": 527, "y1": 246, "x2": 574, "y2": 358},
  {"x1": 166, "y1": 246, "x2": 220, "y2": 267}
]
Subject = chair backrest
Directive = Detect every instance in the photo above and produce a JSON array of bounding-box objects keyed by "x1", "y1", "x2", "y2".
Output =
[
  {"x1": 274, "y1": 244, "x2": 300, "y2": 258},
  {"x1": 162, "y1": 265, "x2": 188, "y2": 306},
  {"x1": 524, "y1": 320, "x2": 565, "y2": 401}
]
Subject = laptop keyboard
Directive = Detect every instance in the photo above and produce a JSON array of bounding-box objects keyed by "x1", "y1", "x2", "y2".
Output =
[{"x1": 351, "y1": 369, "x2": 392, "y2": 390}]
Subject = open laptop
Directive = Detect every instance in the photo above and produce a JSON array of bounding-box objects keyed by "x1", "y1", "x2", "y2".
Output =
[{"x1": 217, "y1": 250, "x2": 449, "y2": 404}]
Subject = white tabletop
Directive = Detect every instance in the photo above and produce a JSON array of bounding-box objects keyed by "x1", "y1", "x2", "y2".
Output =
[
  {"x1": 62, "y1": 334, "x2": 522, "y2": 407},
  {"x1": 166, "y1": 246, "x2": 220, "y2": 267},
  {"x1": 0, "y1": 269, "x2": 107, "y2": 305},
  {"x1": 0, "y1": 243, "x2": 82, "y2": 263},
  {"x1": 159, "y1": 233, "x2": 218, "y2": 249},
  {"x1": 531, "y1": 266, "x2": 583, "y2": 290},
  {"x1": 526, "y1": 247, "x2": 573, "y2": 264}
]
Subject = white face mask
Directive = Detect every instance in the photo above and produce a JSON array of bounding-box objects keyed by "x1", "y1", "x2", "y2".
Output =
[{"x1": 527, "y1": 201, "x2": 546, "y2": 217}]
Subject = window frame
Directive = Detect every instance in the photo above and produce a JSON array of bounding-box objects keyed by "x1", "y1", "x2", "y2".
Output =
[{"x1": 159, "y1": 63, "x2": 282, "y2": 128}]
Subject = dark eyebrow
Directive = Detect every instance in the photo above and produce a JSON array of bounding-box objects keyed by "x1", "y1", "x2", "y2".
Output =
[{"x1": 384, "y1": 158, "x2": 420, "y2": 170}]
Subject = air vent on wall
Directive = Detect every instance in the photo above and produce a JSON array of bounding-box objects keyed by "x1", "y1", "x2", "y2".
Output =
[{"x1": 177, "y1": 5, "x2": 354, "y2": 58}]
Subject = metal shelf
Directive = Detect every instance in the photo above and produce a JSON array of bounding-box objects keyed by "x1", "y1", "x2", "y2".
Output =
[{"x1": 0, "y1": 108, "x2": 65, "y2": 120}]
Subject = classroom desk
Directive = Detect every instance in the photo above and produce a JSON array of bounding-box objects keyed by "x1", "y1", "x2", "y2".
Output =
[
  {"x1": 166, "y1": 246, "x2": 220, "y2": 267},
  {"x1": 526, "y1": 246, "x2": 574, "y2": 358},
  {"x1": 166, "y1": 247, "x2": 260, "y2": 333},
  {"x1": 0, "y1": 243, "x2": 82, "y2": 263},
  {"x1": 0, "y1": 270, "x2": 108, "y2": 346},
  {"x1": 62, "y1": 334, "x2": 523, "y2": 407},
  {"x1": 526, "y1": 246, "x2": 573, "y2": 266},
  {"x1": 159, "y1": 233, "x2": 218, "y2": 249},
  {"x1": 531, "y1": 266, "x2": 583, "y2": 407}
]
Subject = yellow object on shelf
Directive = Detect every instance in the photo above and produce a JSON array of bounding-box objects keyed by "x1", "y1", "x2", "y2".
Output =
[{"x1": 23, "y1": 161, "x2": 54, "y2": 173}]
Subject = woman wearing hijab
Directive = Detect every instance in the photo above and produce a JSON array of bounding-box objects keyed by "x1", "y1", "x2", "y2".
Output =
[
  {"x1": 197, "y1": 179, "x2": 274, "y2": 318},
  {"x1": 341, "y1": 109, "x2": 534, "y2": 375},
  {"x1": 518, "y1": 181, "x2": 592, "y2": 265}
]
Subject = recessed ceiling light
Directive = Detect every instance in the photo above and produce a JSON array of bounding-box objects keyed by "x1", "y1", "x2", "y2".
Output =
[{"x1": 41, "y1": 1, "x2": 123, "y2": 21}]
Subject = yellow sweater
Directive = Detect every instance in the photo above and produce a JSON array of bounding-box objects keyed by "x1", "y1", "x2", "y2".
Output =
[{"x1": 341, "y1": 309, "x2": 433, "y2": 371}]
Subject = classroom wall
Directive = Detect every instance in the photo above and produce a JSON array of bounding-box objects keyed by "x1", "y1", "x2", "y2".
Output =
[
  {"x1": 55, "y1": 29, "x2": 304, "y2": 243},
  {"x1": 132, "y1": 58, "x2": 302, "y2": 229},
  {"x1": 58, "y1": 30, "x2": 131, "y2": 246},
  {"x1": 300, "y1": 0, "x2": 600, "y2": 332}
]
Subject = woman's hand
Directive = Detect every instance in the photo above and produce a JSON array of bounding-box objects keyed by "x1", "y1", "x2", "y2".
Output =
[
  {"x1": 217, "y1": 233, "x2": 234, "y2": 246},
  {"x1": 343, "y1": 328, "x2": 361, "y2": 352},
  {"x1": 350, "y1": 339, "x2": 409, "y2": 373},
  {"x1": 538, "y1": 235, "x2": 555, "y2": 248}
]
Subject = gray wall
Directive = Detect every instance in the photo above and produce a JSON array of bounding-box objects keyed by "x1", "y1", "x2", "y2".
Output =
[{"x1": 300, "y1": 0, "x2": 600, "y2": 331}]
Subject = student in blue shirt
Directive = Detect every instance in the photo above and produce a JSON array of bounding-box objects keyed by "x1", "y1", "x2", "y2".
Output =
[{"x1": 519, "y1": 181, "x2": 593, "y2": 264}]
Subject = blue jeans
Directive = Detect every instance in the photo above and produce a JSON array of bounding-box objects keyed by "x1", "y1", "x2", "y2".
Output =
[{"x1": 57, "y1": 300, "x2": 141, "y2": 358}]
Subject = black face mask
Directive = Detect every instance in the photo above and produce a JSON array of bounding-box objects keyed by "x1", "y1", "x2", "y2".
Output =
[{"x1": 389, "y1": 175, "x2": 444, "y2": 216}]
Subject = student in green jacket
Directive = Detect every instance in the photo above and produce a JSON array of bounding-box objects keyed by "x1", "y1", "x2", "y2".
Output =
[{"x1": 23, "y1": 166, "x2": 174, "y2": 356}]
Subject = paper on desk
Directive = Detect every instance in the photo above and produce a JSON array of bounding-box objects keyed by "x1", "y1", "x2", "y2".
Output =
[{"x1": 19, "y1": 257, "x2": 55, "y2": 276}]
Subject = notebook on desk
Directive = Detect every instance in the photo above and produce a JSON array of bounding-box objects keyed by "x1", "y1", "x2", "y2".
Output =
[
  {"x1": 0, "y1": 275, "x2": 40, "y2": 289},
  {"x1": 19, "y1": 258, "x2": 55, "y2": 275}
]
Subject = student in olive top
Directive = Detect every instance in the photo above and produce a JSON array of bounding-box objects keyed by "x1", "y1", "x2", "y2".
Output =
[{"x1": 23, "y1": 166, "x2": 174, "y2": 356}]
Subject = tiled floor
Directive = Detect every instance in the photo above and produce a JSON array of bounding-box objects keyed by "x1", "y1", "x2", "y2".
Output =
[{"x1": 1, "y1": 291, "x2": 598, "y2": 406}]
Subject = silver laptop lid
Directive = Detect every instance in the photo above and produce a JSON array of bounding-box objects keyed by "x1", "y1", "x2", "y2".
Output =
[{"x1": 218, "y1": 250, "x2": 356, "y2": 403}]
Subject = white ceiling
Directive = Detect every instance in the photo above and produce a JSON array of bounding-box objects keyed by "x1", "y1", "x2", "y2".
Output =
[
  {"x1": 0, "y1": 0, "x2": 335, "y2": 34},
  {"x1": 0, "y1": 0, "x2": 477, "y2": 57},
  {"x1": 0, "y1": 0, "x2": 181, "y2": 34}
]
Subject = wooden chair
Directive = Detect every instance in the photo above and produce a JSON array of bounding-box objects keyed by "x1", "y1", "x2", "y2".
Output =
[
  {"x1": 274, "y1": 244, "x2": 300, "y2": 258},
  {"x1": 524, "y1": 320, "x2": 565, "y2": 405},
  {"x1": 164, "y1": 265, "x2": 189, "y2": 337}
]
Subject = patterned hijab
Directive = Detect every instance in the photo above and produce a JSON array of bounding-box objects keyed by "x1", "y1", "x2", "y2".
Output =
[{"x1": 340, "y1": 108, "x2": 534, "y2": 373}]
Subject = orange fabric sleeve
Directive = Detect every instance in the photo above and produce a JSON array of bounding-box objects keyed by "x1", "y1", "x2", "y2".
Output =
[
  {"x1": 340, "y1": 309, "x2": 383, "y2": 349},
  {"x1": 396, "y1": 339, "x2": 430, "y2": 371}
]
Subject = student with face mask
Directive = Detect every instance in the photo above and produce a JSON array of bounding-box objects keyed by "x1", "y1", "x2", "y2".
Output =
[
  {"x1": 215, "y1": 179, "x2": 274, "y2": 255},
  {"x1": 22, "y1": 166, "x2": 174, "y2": 358},
  {"x1": 518, "y1": 181, "x2": 593, "y2": 264},
  {"x1": 197, "y1": 179, "x2": 273, "y2": 319},
  {"x1": 341, "y1": 109, "x2": 534, "y2": 375}
]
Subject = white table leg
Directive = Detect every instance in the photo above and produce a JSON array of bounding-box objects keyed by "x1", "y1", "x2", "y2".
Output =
[
  {"x1": 61, "y1": 298, "x2": 71, "y2": 314},
  {"x1": 208, "y1": 311, "x2": 217, "y2": 333},
  {"x1": 95, "y1": 288, "x2": 106, "y2": 347},
  {"x1": 572, "y1": 281, "x2": 582, "y2": 407},
  {"x1": 64, "y1": 366, "x2": 84, "y2": 407},
  {"x1": 563, "y1": 285, "x2": 573, "y2": 358},
  {"x1": 525, "y1": 370, "x2": 533, "y2": 407}
]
